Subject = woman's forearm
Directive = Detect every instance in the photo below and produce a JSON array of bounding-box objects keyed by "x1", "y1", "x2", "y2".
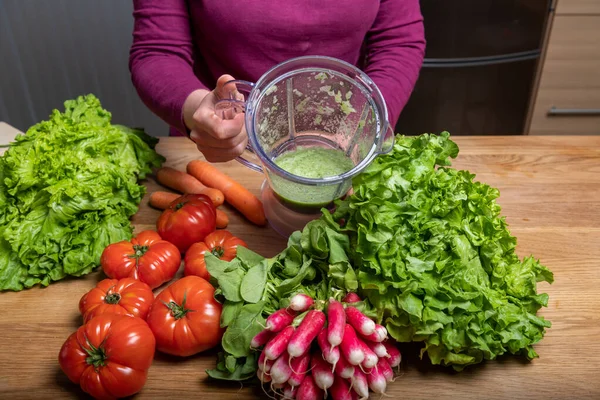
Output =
[
  {"x1": 363, "y1": 0, "x2": 426, "y2": 127},
  {"x1": 129, "y1": 0, "x2": 207, "y2": 134}
]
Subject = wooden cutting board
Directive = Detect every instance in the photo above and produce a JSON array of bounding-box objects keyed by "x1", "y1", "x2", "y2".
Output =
[{"x1": 1, "y1": 122, "x2": 600, "y2": 399}]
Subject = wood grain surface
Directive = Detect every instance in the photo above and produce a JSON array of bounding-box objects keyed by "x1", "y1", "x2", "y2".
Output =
[{"x1": 1, "y1": 133, "x2": 600, "y2": 399}]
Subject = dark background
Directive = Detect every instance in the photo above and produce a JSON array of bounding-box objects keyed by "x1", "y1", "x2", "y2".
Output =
[{"x1": 0, "y1": 0, "x2": 550, "y2": 136}]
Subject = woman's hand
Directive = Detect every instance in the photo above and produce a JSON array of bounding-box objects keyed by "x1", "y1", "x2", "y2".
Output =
[{"x1": 183, "y1": 75, "x2": 247, "y2": 163}]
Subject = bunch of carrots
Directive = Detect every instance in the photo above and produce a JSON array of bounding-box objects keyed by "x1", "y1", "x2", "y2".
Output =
[{"x1": 149, "y1": 161, "x2": 267, "y2": 228}]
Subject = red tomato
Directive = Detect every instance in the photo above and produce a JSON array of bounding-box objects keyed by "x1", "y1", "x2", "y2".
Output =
[
  {"x1": 58, "y1": 314, "x2": 155, "y2": 400},
  {"x1": 184, "y1": 230, "x2": 247, "y2": 280},
  {"x1": 79, "y1": 278, "x2": 154, "y2": 323},
  {"x1": 156, "y1": 194, "x2": 216, "y2": 253},
  {"x1": 100, "y1": 230, "x2": 181, "y2": 290},
  {"x1": 146, "y1": 275, "x2": 223, "y2": 356}
]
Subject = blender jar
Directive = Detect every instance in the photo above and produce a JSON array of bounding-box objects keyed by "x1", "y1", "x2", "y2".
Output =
[{"x1": 215, "y1": 56, "x2": 394, "y2": 233}]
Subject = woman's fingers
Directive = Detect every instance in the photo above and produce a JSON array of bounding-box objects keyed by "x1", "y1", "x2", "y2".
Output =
[
  {"x1": 214, "y1": 74, "x2": 239, "y2": 100},
  {"x1": 187, "y1": 74, "x2": 250, "y2": 162},
  {"x1": 193, "y1": 131, "x2": 248, "y2": 163},
  {"x1": 190, "y1": 124, "x2": 247, "y2": 149},
  {"x1": 193, "y1": 105, "x2": 244, "y2": 140}
]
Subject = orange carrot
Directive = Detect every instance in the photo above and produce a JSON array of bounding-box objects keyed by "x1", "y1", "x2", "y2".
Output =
[
  {"x1": 149, "y1": 191, "x2": 179, "y2": 210},
  {"x1": 187, "y1": 160, "x2": 267, "y2": 226},
  {"x1": 156, "y1": 166, "x2": 224, "y2": 207},
  {"x1": 150, "y1": 190, "x2": 229, "y2": 228},
  {"x1": 216, "y1": 209, "x2": 229, "y2": 229}
]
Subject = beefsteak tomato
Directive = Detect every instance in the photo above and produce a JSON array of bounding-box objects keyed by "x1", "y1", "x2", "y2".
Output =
[
  {"x1": 156, "y1": 194, "x2": 216, "y2": 253},
  {"x1": 146, "y1": 275, "x2": 223, "y2": 356},
  {"x1": 100, "y1": 230, "x2": 181, "y2": 289},
  {"x1": 58, "y1": 314, "x2": 155, "y2": 400},
  {"x1": 79, "y1": 278, "x2": 154, "y2": 323},
  {"x1": 184, "y1": 230, "x2": 247, "y2": 280}
]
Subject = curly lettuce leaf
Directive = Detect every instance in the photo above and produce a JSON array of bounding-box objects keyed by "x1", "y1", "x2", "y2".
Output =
[
  {"x1": 330, "y1": 132, "x2": 553, "y2": 370},
  {"x1": 0, "y1": 94, "x2": 165, "y2": 291}
]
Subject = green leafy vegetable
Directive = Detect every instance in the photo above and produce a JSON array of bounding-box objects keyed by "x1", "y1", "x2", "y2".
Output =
[
  {"x1": 0, "y1": 94, "x2": 165, "y2": 291},
  {"x1": 220, "y1": 301, "x2": 243, "y2": 328},
  {"x1": 205, "y1": 219, "x2": 352, "y2": 379},
  {"x1": 206, "y1": 352, "x2": 257, "y2": 381},
  {"x1": 206, "y1": 131, "x2": 553, "y2": 379},
  {"x1": 328, "y1": 132, "x2": 553, "y2": 370},
  {"x1": 221, "y1": 301, "x2": 266, "y2": 358},
  {"x1": 240, "y1": 260, "x2": 268, "y2": 303}
]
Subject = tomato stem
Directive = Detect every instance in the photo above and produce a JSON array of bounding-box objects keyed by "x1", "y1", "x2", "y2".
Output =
[
  {"x1": 211, "y1": 246, "x2": 224, "y2": 258},
  {"x1": 162, "y1": 290, "x2": 195, "y2": 320},
  {"x1": 83, "y1": 336, "x2": 108, "y2": 369},
  {"x1": 129, "y1": 245, "x2": 149, "y2": 259},
  {"x1": 174, "y1": 201, "x2": 186, "y2": 210},
  {"x1": 104, "y1": 292, "x2": 121, "y2": 304}
]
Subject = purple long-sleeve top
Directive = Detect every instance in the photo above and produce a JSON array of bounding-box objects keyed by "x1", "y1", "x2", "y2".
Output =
[{"x1": 129, "y1": 0, "x2": 425, "y2": 136}]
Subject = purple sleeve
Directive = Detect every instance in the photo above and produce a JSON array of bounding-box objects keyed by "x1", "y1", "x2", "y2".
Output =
[
  {"x1": 362, "y1": 0, "x2": 426, "y2": 127},
  {"x1": 129, "y1": 0, "x2": 206, "y2": 134}
]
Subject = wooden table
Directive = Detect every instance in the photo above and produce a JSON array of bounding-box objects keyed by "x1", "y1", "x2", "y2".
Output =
[{"x1": 1, "y1": 127, "x2": 600, "y2": 399}]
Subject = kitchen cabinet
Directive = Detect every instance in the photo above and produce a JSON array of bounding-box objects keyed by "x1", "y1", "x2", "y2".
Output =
[
  {"x1": 527, "y1": 2, "x2": 600, "y2": 135},
  {"x1": 556, "y1": 0, "x2": 600, "y2": 15}
]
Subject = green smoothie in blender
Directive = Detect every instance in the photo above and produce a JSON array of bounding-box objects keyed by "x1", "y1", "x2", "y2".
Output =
[{"x1": 271, "y1": 146, "x2": 355, "y2": 211}]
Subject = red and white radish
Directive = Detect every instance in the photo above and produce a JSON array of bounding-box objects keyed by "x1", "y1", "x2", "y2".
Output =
[
  {"x1": 317, "y1": 328, "x2": 340, "y2": 367},
  {"x1": 377, "y1": 357, "x2": 395, "y2": 383},
  {"x1": 365, "y1": 340, "x2": 389, "y2": 359},
  {"x1": 351, "y1": 367, "x2": 369, "y2": 399},
  {"x1": 345, "y1": 307, "x2": 376, "y2": 336},
  {"x1": 257, "y1": 368, "x2": 272, "y2": 383},
  {"x1": 271, "y1": 352, "x2": 293, "y2": 385},
  {"x1": 330, "y1": 376, "x2": 357, "y2": 400},
  {"x1": 258, "y1": 350, "x2": 275, "y2": 373},
  {"x1": 326, "y1": 298, "x2": 346, "y2": 347},
  {"x1": 358, "y1": 339, "x2": 379, "y2": 369},
  {"x1": 266, "y1": 308, "x2": 297, "y2": 332},
  {"x1": 296, "y1": 374, "x2": 323, "y2": 400},
  {"x1": 342, "y1": 292, "x2": 361, "y2": 303},
  {"x1": 334, "y1": 355, "x2": 355, "y2": 379},
  {"x1": 366, "y1": 365, "x2": 387, "y2": 394},
  {"x1": 288, "y1": 310, "x2": 326, "y2": 358},
  {"x1": 257, "y1": 296, "x2": 395, "y2": 399},
  {"x1": 288, "y1": 351, "x2": 311, "y2": 387},
  {"x1": 359, "y1": 324, "x2": 387, "y2": 343},
  {"x1": 339, "y1": 324, "x2": 365, "y2": 366},
  {"x1": 265, "y1": 325, "x2": 295, "y2": 360},
  {"x1": 311, "y1": 353, "x2": 334, "y2": 392},
  {"x1": 251, "y1": 328, "x2": 275, "y2": 348},
  {"x1": 283, "y1": 383, "x2": 298, "y2": 399},
  {"x1": 289, "y1": 293, "x2": 314, "y2": 312},
  {"x1": 382, "y1": 340, "x2": 402, "y2": 367}
]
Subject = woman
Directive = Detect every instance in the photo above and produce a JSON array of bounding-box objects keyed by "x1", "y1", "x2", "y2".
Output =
[{"x1": 129, "y1": 1, "x2": 425, "y2": 162}]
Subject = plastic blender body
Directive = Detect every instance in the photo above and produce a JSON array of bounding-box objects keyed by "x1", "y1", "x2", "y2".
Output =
[{"x1": 215, "y1": 56, "x2": 393, "y2": 235}]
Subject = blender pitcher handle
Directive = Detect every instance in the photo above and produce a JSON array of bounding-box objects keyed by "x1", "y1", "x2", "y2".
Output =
[
  {"x1": 214, "y1": 80, "x2": 263, "y2": 173},
  {"x1": 378, "y1": 125, "x2": 395, "y2": 155}
]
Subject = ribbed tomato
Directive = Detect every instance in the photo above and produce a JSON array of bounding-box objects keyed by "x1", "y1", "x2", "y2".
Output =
[
  {"x1": 79, "y1": 278, "x2": 154, "y2": 323},
  {"x1": 100, "y1": 230, "x2": 181, "y2": 289},
  {"x1": 58, "y1": 314, "x2": 155, "y2": 400},
  {"x1": 156, "y1": 194, "x2": 216, "y2": 253},
  {"x1": 146, "y1": 275, "x2": 223, "y2": 356},
  {"x1": 184, "y1": 230, "x2": 247, "y2": 280}
]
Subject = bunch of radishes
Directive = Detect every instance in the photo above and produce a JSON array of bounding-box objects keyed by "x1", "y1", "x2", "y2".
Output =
[{"x1": 251, "y1": 292, "x2": 401, "y2": 399}]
